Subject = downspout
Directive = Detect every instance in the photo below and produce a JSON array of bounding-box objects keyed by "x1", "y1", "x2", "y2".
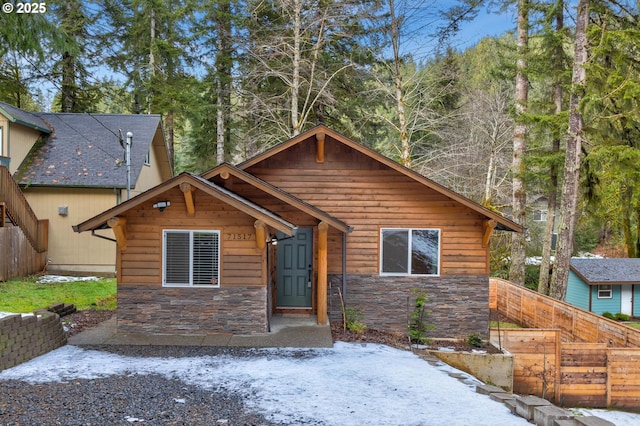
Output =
[
  {"x1": 342, "y1": 231, "x2": 347, "y2": 300},
  {"x1": 91, "y1": 229, "x2": 117, "y2": 243}
]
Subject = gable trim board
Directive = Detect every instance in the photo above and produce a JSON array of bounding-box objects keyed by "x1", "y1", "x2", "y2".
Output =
[
  {"x1": 74, "y1": 172, "x2": 297, "y2": 237},
  {"x1": 74, "y1": 125, "x2": 521, "y2": 337}
]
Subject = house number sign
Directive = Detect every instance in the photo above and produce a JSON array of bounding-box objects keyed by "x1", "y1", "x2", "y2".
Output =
[{"x1": 225, "y1": 232, "x2": 254, "y2": 241}]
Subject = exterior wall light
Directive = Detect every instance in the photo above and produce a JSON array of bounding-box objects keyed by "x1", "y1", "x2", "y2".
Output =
[{"x1": 153, "y1": 201, "x2": 171, "y2": 212}]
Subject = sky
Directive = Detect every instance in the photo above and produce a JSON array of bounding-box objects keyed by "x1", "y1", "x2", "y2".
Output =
[{"x1": 1, "y1": 342, "x2": 639, "y2": 425}]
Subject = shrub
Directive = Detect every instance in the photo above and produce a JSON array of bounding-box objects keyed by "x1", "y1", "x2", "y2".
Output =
[
  {"x1": 467, "y1": 333, "x2": 483, "y2": 348},
  {"x1": 602, "y1": 312, "x2": 615, "y2": 320},
  {"x1": 345, "y1": 307, "x2": 366, "y2": 334},
  {"x1": 408, "y1": 289, "x2": 434, "y2": 344},
  {"x1": 615, "y1": 313, "x2": 630, "y2": 321}
]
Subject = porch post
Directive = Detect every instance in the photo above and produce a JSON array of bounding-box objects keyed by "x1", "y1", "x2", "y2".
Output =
[{"x1": 317, "y1": 221, "x2": 329, "y2": 325}]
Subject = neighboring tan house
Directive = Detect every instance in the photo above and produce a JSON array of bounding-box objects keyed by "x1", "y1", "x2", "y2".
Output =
[
  {"x1": 74, "y1": 126, "x2": 521, "y2": 337},
  {"x1": 0, "y1": 101, "x2": 173, "y2": 274},
  {"x1": 566, "y1": 258, "x2": 640, "y2": 317}
]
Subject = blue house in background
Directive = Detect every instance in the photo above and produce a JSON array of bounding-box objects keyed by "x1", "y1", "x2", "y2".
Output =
[{"x1": 566, "y1": 258, "x2": 640, "y2": 317}]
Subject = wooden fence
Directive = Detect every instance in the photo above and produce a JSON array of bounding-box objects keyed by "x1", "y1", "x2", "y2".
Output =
[
  {"x1": 0, "y1": 225, "x2": 48, "y2": 281},
  {"x1": 490, "y1": 278, "x2": 640, "y2": 410},
  {"x1": 490, "y1": 277, "x2": 640, "y2": 347}
]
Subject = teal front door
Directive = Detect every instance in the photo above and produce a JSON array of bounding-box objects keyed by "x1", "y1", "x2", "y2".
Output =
[{"x1": 276, "y1": 228, "x2": 313, "y2": 308}]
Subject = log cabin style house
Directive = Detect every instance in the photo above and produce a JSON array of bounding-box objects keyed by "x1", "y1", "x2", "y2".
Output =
[{"x1": 74, "y1": 126, "x2": 521, "y2": 337}]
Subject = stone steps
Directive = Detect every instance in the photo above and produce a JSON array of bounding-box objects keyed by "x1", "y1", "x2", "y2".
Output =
[{"x1": 475, "y1": 384, "x2": 615, "y2": 426}]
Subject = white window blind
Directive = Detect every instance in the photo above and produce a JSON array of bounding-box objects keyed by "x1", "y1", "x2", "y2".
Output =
[{"x1": 163, "y1": 230, "x2": 220, "y2": 286}]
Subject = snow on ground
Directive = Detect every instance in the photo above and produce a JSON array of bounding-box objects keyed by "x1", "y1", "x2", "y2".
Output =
[
  {"x1": 2, "y1": 343, "x2": 638, "y2": 425},
  {"x1": 36, "y1": 275, "x2": 101, "y2": 284}
]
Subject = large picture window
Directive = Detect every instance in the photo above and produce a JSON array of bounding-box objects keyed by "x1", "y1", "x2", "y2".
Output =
[
  {"x1": 163, "y1": 230, "x2": 220, "y2": 287},
  {"x1": 380, "y1": 228, "x2": 440, "y2": 276}
]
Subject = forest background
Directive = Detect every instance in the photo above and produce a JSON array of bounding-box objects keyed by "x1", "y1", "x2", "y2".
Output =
[{"x1": 0, "y1": 0, "x2": 638, "y2": 299}]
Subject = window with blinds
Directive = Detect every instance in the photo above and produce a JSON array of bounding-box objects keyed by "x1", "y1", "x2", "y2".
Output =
[{"x1": 163, "y1": 230, "x2": 220, "y2": 287}]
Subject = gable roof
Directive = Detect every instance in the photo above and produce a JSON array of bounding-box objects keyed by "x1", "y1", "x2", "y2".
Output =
[
  {"x1": 238, "y1": 125, "x2": 523, "y2": 233},
  {"x1": 15, "y1": 113, "x2": 168, "y2": 188},
  {"x1": 73, "y1": 172, "x2": 297, "y2": 236},
  {"x1": 0, "y1": 101, "x2": 50, "y2": 134},
  {"x1": 201, "y1": 163, "x2": 352, "y2": 233},
  {"x1": 570, "y1": 258, "x2": 640, "y2": 285}
]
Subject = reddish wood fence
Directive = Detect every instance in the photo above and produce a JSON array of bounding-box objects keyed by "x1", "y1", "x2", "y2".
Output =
[{"x1": 490, "y1": 278, "x2": 640, "y2": 410}]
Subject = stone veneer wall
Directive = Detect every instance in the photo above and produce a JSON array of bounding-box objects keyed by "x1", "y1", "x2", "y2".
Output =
[
  {"x1": 328, "y1": 274, "x2": 490, "y2": 339},
  {"x1": 117, "y1": 285, "x2": 268, "y2": 335},
  {"x1": 0, "y1": 311, "x2": 67, "y2": 372}
]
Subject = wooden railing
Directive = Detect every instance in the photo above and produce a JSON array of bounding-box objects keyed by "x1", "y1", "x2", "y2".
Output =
[{"x1": 0, "y1": 165, "x2": 46, "y2": 252}]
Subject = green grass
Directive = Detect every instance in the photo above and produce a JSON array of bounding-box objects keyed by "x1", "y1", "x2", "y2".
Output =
[
  {"x1": 0, "y1": 277, "x2": 116, "y2": 313},
  {"x1": 625, "y1": 323, "x2": 640, "y2": 330}
]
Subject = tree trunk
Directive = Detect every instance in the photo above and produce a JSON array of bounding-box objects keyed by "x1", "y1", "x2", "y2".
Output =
[
  {"x1": 389, "y1": 0, "x2": 410, "y2": 167},
  {"x1": 215, "y1": 1, "x2": 232, "y2": 165},
  {"x1": 538, "y1": 0, "x2": 564, "y2": 295},
  {"x1": 508, "y1": 0, "x2": 529, "y2": 285},
  {"x1": 550, "y1": 0, "x2": 590, "y2": 300},
  {"x1": 291, "y1": 0, "x2": 302, "y2": 136},
  {"x1": 61, "y1": 51, "x2": 75, "y2": 112}
]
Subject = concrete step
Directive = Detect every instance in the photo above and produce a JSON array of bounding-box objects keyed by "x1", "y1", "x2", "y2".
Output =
[
  {"x1": 515, "y1": 395, "x2": 552, "y2": 421},
  {"x1": 534, "y1": 405, "x2": 574, "y2": 426}
]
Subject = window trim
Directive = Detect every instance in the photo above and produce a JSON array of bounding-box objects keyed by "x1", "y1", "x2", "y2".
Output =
[
  {"x1": 597, "y1": 284, "x2": 612, "y2": 299},
  {"x1": 162, "y1": 229, "x2": 220, "y2": 288},
  {"x1": 144, "y1": 149, "x2": 151, "y2": 166},
  {"x1": 379, "y1": 228, "x2": 441, "y2": 277},
  {"x1": 533, "y1": 209, "x2": 548, "y2": 222}
]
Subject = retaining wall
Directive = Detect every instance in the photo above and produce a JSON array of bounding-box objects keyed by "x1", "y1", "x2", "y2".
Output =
[{"x1": 0, "y1": 310, "x2": 67, "y2": 372}]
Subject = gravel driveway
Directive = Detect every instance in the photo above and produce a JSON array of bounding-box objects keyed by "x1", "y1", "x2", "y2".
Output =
[{"x1": 0, "y1": 343, "x2": 535, "y2": 426}]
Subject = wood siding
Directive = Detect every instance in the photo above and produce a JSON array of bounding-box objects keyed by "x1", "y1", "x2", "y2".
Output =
[
  {"x1": 243, "y1": 136, "x2": 490, "y2": 276},
  {"x1": 119, "y1": 186, "x2": 265, "y2": 288},
  {"x1": 23, "y1": 187, "x2": 118, "y2": 273},
  {"x1": 0, "y1": 120, "x2": 41, "y2": 175}
]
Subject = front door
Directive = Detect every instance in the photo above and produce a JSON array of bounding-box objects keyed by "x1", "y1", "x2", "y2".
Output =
[
  {"x1": 276, "y1": 228, "x2": 313, "y2": 308},
  {"x1": 621, "y1": 286, "x2": 633, "y2": 316}
]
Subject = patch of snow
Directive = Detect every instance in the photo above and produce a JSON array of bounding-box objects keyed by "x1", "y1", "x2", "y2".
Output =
[
  {"x1": 0, "y1": 312, "x2": 36, "y2": 319},
  {"x1": 173, "y1": 398, "x2": 186, "y2": 404},
  {"x1": 36, "y1": 275, "x2": 101, "y2": 284},
  {"x1": 125, "y1": 415, "x2": 145, "y2": 423}
]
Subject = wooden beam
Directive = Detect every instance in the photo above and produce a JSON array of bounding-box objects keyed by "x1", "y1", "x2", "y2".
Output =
[
  {"x1": 220, "y1": 170, "x2": 230, "y2": 180},
  {"x1": 107, "y1": 217, "x2": 127, "y2": 250},
  {"x1": 317, "y1": 221, "x2": 329, "y2": 324},
  {"x1": 482, "y1": 219, "x2": 497, "y2": 248},
  {"x1": 254, "y1": 219, "x2": 266, "y2": 250},
  {"x1": 316, "y1": 132, "x2": 325, "y2": 163},
  {"x1": 179, "y1": 182, "x2": 195, "y2": 216}
]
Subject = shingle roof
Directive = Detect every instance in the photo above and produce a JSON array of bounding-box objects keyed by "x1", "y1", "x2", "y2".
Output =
[
  {"x1": 15, "y1": 113, "x2": 162, "y2": 188},
  {"x1": 570, "y1": 258, "x2": 640, "y2": 284},
  {"x1": 0, "y1": 101, "x2": 50, "y2": 133}
]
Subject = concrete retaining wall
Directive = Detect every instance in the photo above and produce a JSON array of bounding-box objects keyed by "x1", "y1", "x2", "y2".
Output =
[
  {"x1": 430, "y1": 348, "x2": 514, "y2": 392},
  {"x1": 0, "y1": 311, "x2": 67, "y2": 372}
]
